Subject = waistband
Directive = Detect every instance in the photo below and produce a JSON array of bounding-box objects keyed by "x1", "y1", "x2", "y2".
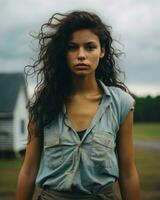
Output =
[{"x1": 33, "y1": 184, "x2": 117, "y2": 200}]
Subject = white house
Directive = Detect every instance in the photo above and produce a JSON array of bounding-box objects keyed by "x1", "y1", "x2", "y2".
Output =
[{"x1": 0, "y1": 73, "x2": 29, "y2": 156}]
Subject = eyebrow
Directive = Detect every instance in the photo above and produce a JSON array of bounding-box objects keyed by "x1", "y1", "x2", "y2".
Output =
[{"x1": 68, "y1": 41, "x2": 97, "y2": 45}]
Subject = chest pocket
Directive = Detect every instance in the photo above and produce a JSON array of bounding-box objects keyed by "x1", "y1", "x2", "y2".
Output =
[
  {"x1": 44, "y1": 133, "x2": 63, "y2": 169},
  {"x1": 91, "y1": 131, "x2": 115, "y2": 168}
]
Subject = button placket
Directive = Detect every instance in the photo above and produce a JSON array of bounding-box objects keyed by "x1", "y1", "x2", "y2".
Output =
[
  {"x1": 82, "y1": 101, "x2": 111, "y2": 142},
  {"x1": 67, "y1": 142, "x2": 81, "y2": 174}
]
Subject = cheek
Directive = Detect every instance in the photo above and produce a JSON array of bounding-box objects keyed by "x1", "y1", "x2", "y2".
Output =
[
  {"x1": 67, "y1": 53, "x2": 75, "y2": 64},
  {"x1": 91, "y1": 53, "x2": 101, "y2": 64}
]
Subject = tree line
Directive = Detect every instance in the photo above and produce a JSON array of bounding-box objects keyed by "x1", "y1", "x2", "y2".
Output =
[{"x1": 133, "y1": 95, "x2": 160, "y2": 122}]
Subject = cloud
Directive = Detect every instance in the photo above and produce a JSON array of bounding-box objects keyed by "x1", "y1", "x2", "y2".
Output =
[{"x1": 0, "y1": 0, "x2": 160, "y2": 95}]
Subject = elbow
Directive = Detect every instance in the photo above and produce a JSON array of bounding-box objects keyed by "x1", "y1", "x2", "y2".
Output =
[
  {"x1": 118, "y1": 164, "x2": 141, "y2": 200},
  {"x1": 119, "y1": 163, "x2": 140, "y2": 182},
  {"x1": 18, "y1": 165, "x2": 38, "y2": 184}
]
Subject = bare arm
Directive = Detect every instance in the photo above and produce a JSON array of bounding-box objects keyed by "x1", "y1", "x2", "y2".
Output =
[
  {"x1": 117, "y1": 111, "x2": 141, "y2": 200},
  {"x1": 16, "y1": 121, "x2": 42, "y2": 200}
]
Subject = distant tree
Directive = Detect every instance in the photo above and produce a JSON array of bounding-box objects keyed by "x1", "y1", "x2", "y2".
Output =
[{"x1": 134, "y1": 95, "x2": 160, "y2": 122}]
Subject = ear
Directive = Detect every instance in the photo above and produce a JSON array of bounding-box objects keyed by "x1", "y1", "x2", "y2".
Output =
[{"x1": 100, "y1": 47, "x2": 105, "y2": 58}]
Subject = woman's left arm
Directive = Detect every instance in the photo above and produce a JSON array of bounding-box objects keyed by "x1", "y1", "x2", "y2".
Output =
[{"x1": 117, "y1": 111, "x2": 141, "y2": 200}]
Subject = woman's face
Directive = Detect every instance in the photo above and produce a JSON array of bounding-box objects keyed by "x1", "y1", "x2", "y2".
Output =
[{"x1": 66, "y1": 29, "x2": 105, "y2": 77}]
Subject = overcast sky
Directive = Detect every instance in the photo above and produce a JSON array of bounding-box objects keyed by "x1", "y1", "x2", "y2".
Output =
[{"x1": 0, "y1": 0, "x2": 160, "y2": 96}]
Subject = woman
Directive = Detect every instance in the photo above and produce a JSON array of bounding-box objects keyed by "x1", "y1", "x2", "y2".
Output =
[{"x1": 16, "y1": 10, "x2": 140, "y2": 200}]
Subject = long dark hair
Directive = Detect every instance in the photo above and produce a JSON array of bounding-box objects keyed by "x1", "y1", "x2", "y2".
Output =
[{"x1": 25, "y1": 10, "x2": 129, "y2": 137}]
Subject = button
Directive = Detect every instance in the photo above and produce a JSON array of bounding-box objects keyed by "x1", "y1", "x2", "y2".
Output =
[
  {"x1": 55, "y1": 140, "x2": 59, "y2": 145},
  {"x1": 106, "y1": 104, "x2": 110, "y2": 108},
  {"x1": 66, "y1": 170, "x2": 74, "y2": 174},
  {"x1": 77, "y1": 143, "x2": 81, "y2": 147}
]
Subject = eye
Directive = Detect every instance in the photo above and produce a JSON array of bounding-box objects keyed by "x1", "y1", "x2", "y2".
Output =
[
  {"x1": 67, "y1": 44, "x2": 78, "y2": 51},
  {"x1": 85, "y1": 45, "x2": 97, "y2": 51}
]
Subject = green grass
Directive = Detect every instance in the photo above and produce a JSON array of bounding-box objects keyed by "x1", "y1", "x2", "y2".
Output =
[
  {"x1": 135, "y1": 148, "x2": 160, "y2": 200},
  {"x1": 0, "y1": 158, "x2": 23, "y2": 169},
  {"x1": 0, "y1": 159, "x2": 23, "y2": 200},
  {"x1": 133, "y1": 123, "x2": 160, "y2": 140}
]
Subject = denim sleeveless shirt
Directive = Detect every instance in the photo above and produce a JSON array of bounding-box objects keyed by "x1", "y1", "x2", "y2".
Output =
[{"x1": 35, "y1": 80, "x2": 135, "y2": 194}]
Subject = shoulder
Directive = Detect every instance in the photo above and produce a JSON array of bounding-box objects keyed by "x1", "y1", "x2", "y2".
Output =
[
  {"x1": 107, "y1": 86, "x2": 135, "y2": 125},
  {"x1": 108, "y1": 86, "x2": 134, "y2": 104},
  {"x1": 99, "y1": 80, "x2": 134, "y2": 104}
]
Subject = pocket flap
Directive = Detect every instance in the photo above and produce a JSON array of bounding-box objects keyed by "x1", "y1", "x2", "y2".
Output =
[
  {"x1": 93, "y1": 132, "x2": 114, "y2": 148},
  {"x1": 44, "y1": 133, "x2": 60, "y2": 148}
]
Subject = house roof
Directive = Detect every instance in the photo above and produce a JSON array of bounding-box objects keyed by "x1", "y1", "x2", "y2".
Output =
[{"x1": 0, "y1": 73, "x2": 28, "y2": 114}]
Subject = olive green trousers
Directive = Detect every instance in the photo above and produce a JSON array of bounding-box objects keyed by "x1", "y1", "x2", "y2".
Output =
[{"x1": 32, "y1": 184, "x2": 119, "y2": 200}]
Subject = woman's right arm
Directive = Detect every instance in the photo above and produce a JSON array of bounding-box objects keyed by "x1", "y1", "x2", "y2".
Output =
[{"x1": 16, "y1": 121, "x2": 42, "y2": 200}]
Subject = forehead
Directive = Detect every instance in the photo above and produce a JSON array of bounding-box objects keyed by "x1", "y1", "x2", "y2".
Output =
[{"x1": 69, "y1": 29, "x2": 100, "y2": 44}]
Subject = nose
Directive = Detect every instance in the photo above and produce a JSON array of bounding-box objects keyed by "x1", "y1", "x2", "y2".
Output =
[{"x1": 77, "y1": 47, "x2": 86, "y2": 61}]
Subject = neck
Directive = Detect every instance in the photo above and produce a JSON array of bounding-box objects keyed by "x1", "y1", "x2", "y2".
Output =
[{"x1": 71, "y1": 75, "x2": 102, "y2": 96}]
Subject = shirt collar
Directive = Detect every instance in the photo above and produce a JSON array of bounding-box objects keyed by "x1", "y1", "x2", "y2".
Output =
[{"x1": 97, "y1": 79, "x2": 111, "y2": 97}]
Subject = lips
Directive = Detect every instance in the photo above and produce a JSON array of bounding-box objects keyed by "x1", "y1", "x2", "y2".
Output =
[{"x1": 75, "y1": 63, "x2": 89, "y2": 67}]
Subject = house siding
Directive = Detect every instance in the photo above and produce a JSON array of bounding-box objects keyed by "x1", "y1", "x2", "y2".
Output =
[
  {"x1": 13, "y1": 86, "x2": 28, "y2": 152},
  {"x1": 0, "y1": 119, "x2": 13, "y2": 150}
]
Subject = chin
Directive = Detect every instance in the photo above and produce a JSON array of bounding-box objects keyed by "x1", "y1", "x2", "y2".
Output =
[{"x1": 73, "y1": 71, "x2": 90, "y2": 76}]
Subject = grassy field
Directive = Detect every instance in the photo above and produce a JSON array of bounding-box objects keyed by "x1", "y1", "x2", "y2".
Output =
[
  {"x1": 0, "y1": 159, "x2": 23, "y2": 200},
  {"x1": 135, "y1": 149, "x2": 160, "y2": 200},
  {"x1": 133, "y1": 123, "x2": 160, "y2": 140},
  {"x1": 0, "y1": 123, "x2": 160, "y2": 200},
  {"x1": 133, "y1": 123, "x2": 160, "y2": 200}
]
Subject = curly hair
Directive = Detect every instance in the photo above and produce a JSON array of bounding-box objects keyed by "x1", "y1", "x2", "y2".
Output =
[{"x1": 25, "y1": 10, "x2": 129, "y2": 138}]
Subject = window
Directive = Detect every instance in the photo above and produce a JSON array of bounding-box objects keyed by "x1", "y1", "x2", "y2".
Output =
[{"x1": 20, "y1": 119, "x2": 25, "y2": 134}]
